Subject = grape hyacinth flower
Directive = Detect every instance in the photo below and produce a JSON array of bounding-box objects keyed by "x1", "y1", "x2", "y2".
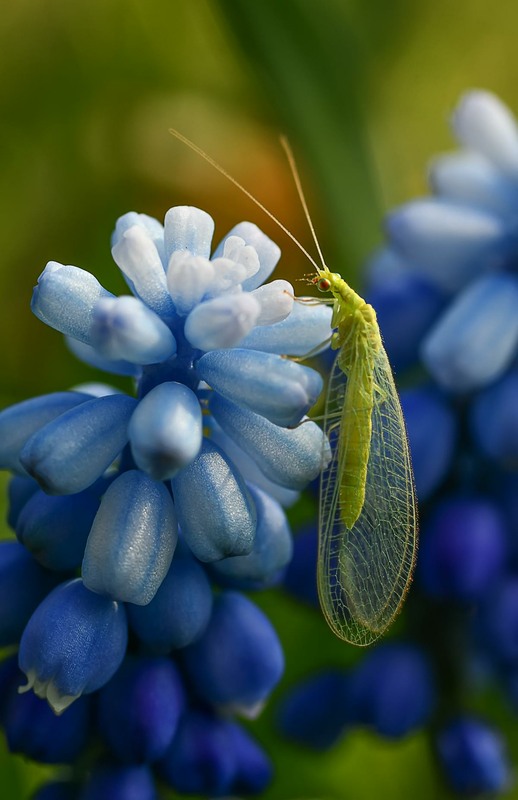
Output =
[
  {"x1": 280, "y1": 89, "x2": 518, "y2": 797},
  {"x1": 0, "y1": 203, "x2": 332, "y2": 795}
]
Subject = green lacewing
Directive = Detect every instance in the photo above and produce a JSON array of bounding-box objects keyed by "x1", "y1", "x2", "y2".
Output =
[{"x1": 170, "y1": 128, "x2": 418, "y2": 645}]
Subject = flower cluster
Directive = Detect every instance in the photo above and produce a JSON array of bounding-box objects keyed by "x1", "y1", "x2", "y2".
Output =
[
  {"x1": 0, "y1": 205, "x2": 333, "y2": 797},
  {"x1": 280, "y1": 90, "x2": 518, "y2": 796}
]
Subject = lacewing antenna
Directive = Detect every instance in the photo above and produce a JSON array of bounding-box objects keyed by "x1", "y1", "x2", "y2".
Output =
[{"x1": 169, "y1": 127, "x2": 325, "y2": 273}]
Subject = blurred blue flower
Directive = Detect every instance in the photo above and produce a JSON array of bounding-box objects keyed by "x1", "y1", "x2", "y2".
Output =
[
  {"x1": 277, "y1": 670, "x2": 351, "y2": 749},
  {"x1": 345, "y1": 643, "x2": 436, "y2": 739},
  {"x1": 282, "y1": 524, "x2": 320, "y2": 607},
  {"x1": 80, "y1": 764, "x2": 158, "y2": 800},
  {"x1": 437, "y1": 717, "x2": 510, "y2": 795},
  {"x1": 418, "y1": 496, "x2": 507, "y2": 600},
  {"x1": 280, "y1": 89, "x2": 518, "y2": 797},
  {"x1": 33, "y1": 782, "x2": 79, "y2": 800}
]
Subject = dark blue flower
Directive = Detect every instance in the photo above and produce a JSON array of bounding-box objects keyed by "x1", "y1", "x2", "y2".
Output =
[
  {"x1": 400, "y1": 386, "x2": 457, "y2": 501},
  {"x1": 182, "y1": 591, "x2": 284, "y2": 717},
  {"x1": 277, "y1": 670, "x2": 351, "y2": 749},
  {"x1": 282, "y1": 525, "x2": 320, "y2": 607},
  {"x1": 345, "y1": 643, "x2": 436, "y2": 739},
  {"x1": 0, "y1": 541, "x2": 59, "y2": 647},
  {"x1": 126, "y1": 541, "x2": 213, "y2": 652},
  {"x1": 418, "y1": 496, "x2": 507, "y2": 600},
  {"x1": 4, "y1": 685, "x2": 91, "y2": 764},
  {"x1": 158, "y1": 709, "x2": 236, "y2": 797},
  {"x1": 79, "y1": 764, "x2": 158, "y2": 800},
  {"x1": 33, "y1": 782, "x2": 79, "y2": 800},
  {"x1": 437, "y1": 717, "x2": 510, "y2": 795},
  {"x1": 19, "y1": 578, "x2": 127, "y2": 713},
  {"x1": 97, "y1": 655, "x2": 185, "y2": 763}
]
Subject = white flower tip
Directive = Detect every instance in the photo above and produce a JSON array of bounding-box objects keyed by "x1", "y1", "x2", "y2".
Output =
[
  {"x1": 18, "y1": 670, "x2": 79, "y2": 715},
  {"x1": 222, "y1": 236, "x2": 260, "y2": 280},
  {"x1": 221, "y1": 698, "x2": 267, "y2": 720},
  {"x1": 18, "y1": 669, "x2": 36, "y2": 695}
]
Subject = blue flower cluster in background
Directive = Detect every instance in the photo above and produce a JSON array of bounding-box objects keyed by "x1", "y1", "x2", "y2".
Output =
[
  {"x1": 280, "y1": 90, "x2": 518, "y2": 796},
  {"x1": 0, "y1": 206, "x2": 333, "y2": 797}
]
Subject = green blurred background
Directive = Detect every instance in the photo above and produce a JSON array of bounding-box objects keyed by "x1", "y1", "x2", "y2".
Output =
[{"x1": 1, "y1": 0, "x2": 518, "y2": 797}]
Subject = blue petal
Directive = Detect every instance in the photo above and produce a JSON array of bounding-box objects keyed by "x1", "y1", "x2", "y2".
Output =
[
  {"x1": 90, "y1": 296, "x2": 176, "y2": 364},
  {"x1": 418, "y1": 496, "x2": 507, "y2": 601},
  {"x1": 82, "y1": 470, "x2": 177, "y2": 605},
  {"x1": 366, "y1": 272, "x2": 445, "y2": 373},
  {"x1": 113, "y1": 210, "x2": 166, "y2": 265},
  {"x1": 81, "y1": 765, "x2": 158, "y2": 800},
  {"x1": 421, "y1": 273, "x2": 518, "y2": 392},
  {"x1": 217, "y1": 235, "x2": 260, "y2": 282},
  {"x1": 197, "y1": 349, "x2": 323, "y2": 427},
  {"x1": 16, "y1": 486, "x2": 101, "y2": 571},
  {"x1": 171, "y1": 440, "x2": 256, "y2": 562},
  {"x1": 0, "y1": 541, "x2": 60, "y2": 647},
  {"x1": 5, "y1": 689, "x2": 91, "y2": 764},
  {"x1": 210, "y1": 483, "x2": 293, "y2": 589},
  {"x1": 127, "y1": 543, "x2": 213, "y2": 652},
  {"x1": 452, "y1": 90, "x2": 518, "y2": 177},
  {"x1": 478, "y1": 576, "x2": 518, "y2": 665},
  {"x1": 20, "y1": 394, "x2": 138, "y2": 494},
  {"x1": 346, "y1": 643, "x2": 436, "y2": 738},
  {"x1": 166, "y1": 251, "x2": 216, "y2": 316},
  {"x1": 386, "y1": 199, "x2": 508, "y2": 292},
  {"x1": 97, "y1": 655, "x2": 185, "y2": 763},
  {"x1": 430, "y1": 151, "x2": 518, "y2": 220},
  {"x1": 111, "y1": 224, "x2": 175, "y2": 316},
  {"x1": 282, "y1": 525, "x2": 319, "y2": 607},
  {"x1": 239, "y1": 299, "x2": 332, "y2": 355},
  {"x1": 6, "y1": 475, "x2": 39, "y2": 529},
  {"x1": 31, "y1": 262, "x2": 114, "y2": 343},
  {"x1": 205, "y1": 255, "x2": 248, "y2": 297},
  {"x1": 277, "y1": 670, "x2": 351, "y2": 749},
  {"x1": 400, "y1": 386, "x2": 457, "y2": 501},
  {"x1": 226, "y1": 721, "x2": 273, "y2": 794},
  {"x1": 158, "y1": 709, "x2": 237, "y2": 795},
  {"x1": 18, "y1": 578, "x2": 128, "y2": 713},
  {"x1": 365, "y1": 247, "x2": 411, "y2": 287},
  {"x1": 209, "y1": 421, "x2": 300, "y2": 507},
  {"x1": 250, "y1": 279, "x2": 294, "y2": 324},
  {"x1": 129, "y1": 383, "x2": 203, "y2": 480},
  {"x1": 213, "y1": 222, "x2": 281, "y2": 291},
  {"x1": 209, "y1": 393, "x2": 328, "y2": 490},
  {"x1": 437, "y1": 717, "x2": 510, "y2": 795},
  {"x1": 470, "y1": 369, "x2": 518, "y2": 465},
  {"x1": 164, "y1": 206, "x2": 214, "y2": 261},
  {"x1": 65, "y1": 336, "x2": 141, "y2": 377},
  {"x1": 181, "y1": 591, "x2": 284, "y2": 716},
  {"x1": 0, "y1": 391, "x2": 91, "y2": 474},
  {"x1": 184, "y1": 293, "x2": 260, "y2": 351}
]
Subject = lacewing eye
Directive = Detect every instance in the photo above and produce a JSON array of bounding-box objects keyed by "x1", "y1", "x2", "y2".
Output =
[{"x1": 318, "y1": 278, "x2": 331, "y2": 292}]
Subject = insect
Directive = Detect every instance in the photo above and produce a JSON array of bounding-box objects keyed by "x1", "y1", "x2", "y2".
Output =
[{"x1": 170, "y1": 128, "x2": 418, "y2": 646}]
